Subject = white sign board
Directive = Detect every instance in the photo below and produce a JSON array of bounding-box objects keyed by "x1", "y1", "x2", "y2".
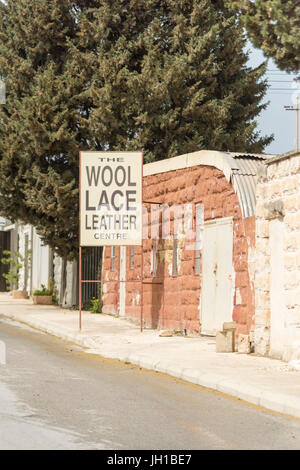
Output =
[{"x1": 80, "y1": 151, "x2": 142, "y2": 246}]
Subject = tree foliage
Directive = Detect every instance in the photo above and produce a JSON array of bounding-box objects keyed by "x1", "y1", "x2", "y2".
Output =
[
  {"x1": 234, "y1": 0, "x2": 300, "y2": 72},
  {"x1": 0, "y1": 0, "x2": 272, "y2": 258}
]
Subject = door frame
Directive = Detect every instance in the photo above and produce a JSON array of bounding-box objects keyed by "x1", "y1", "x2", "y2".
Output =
[{"x1": 200, "y1": 216, "x2": 234, "y2": 336}]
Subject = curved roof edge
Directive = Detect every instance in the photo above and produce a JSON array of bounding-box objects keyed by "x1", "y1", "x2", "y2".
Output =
[{"x1": 143, "y1": 150, "x2": 274, "y2": 218}]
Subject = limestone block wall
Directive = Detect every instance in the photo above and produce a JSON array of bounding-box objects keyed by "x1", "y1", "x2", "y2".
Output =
[
  {"x1": 53, "y1": 254, "x2": 77, "y2": 308},
  {"x1": 255, "y1": 152, "x2": 300, "y2": 358}
]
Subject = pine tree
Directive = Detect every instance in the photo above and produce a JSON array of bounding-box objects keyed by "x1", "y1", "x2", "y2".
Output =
[
  {"x1": 234, "y1": 0, "x2": 300, "y2": 72},
  {"x1": 0, "y1": 0, "x2": 272, "y2": 259}
]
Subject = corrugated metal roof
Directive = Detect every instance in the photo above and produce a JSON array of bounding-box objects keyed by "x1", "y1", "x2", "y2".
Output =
[
  {"x1": 143, "y1": 150, "x2": 274, "y2": 219},
  {"x1": 226, "y1": 153, "x2": 270, "y2": 218}
]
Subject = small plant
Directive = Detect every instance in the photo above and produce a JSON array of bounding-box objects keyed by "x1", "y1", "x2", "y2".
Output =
[
  {"x1": 32, "y1": 282, "x2": 56, "y2": 305},
  {"x1": 0, "y1": 249, "x2": 31, "y2": 291},
  {"x1": 89, "y1": 297, "x2": 102, "y2": 314},
  {"x1": 33, "y1": 284, "x2": 53, "y2": 296}
]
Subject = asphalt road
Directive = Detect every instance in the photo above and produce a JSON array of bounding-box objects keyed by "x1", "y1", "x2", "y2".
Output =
[{"x1": 1, "y1": 316, "x2": 300, "y2": 450}]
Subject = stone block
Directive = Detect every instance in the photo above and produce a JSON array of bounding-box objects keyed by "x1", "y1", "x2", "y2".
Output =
[
  {"x1": 238, "y1": 334, "x2": 251, "y2": 354},
  {"x1": 264, "y1": 199, "x2": 284, "y2": 220},
  {"x1": 223, "y1": 321, "x2": 236, "y2": 331},
  {"x1": 256, "y1": 220, "x2": 269, "y2": 238},
  {"x1": 216, "y1": 330, "x2": 235, "y2": 353},
  {"x1": 257, "y1": 165, "x2": 268, "y2": 182},
  {"x1": 159, "y1": 330, "x2": 173, "y2": 337},
  {"x1": 12, "y1": 290, "x2": 28, "y2": 300},
  {"x1": 249, "y1": 329, "x2": 255, "y2": 343}
]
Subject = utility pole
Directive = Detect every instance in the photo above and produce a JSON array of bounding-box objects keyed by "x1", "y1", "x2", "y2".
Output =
[{"x1": 285, "y1": 95, "x2": 299, "y2": 152}]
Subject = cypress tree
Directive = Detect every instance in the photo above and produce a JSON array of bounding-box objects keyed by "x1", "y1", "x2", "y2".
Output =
[
  {"x1": 127, "y1": 0, "x2": 273, "y2": 160},
  {"x1": 0, "y1": 0, "x2": 93, "y2": 259},
  {"x1": 234, "y1": 0, "x2": 300, "y2": 72},
  {"x1": 0, "y1": 0, "x2": 272, "y2": 258}
]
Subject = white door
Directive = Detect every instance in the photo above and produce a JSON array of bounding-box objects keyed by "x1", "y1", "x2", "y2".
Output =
[
  {"x1": 201, "y1": 217, "x2": 233, "y2": 335},
  {"x1": 270, "y1": 219, "x2": 285, "y2": 358},
  {"x1": 119, "y1": 246, "x2": 126, "y2": 316}
]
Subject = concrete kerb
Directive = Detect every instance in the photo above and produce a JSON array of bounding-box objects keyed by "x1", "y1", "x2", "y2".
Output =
[
  {"x1": 2, "y1": 310, "x2": 300, "y2": 419},
  {"x1": 181, "y1": 368, "x2": 201, "y2": 385},
  {"x1": 260, "y1": 391, "x2": 300, "y2": 418},
  {"x1": 1, "y1": 311, "x2": 98, "y2": 350}
]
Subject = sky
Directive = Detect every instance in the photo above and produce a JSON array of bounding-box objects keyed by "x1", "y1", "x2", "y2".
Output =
[{"x1": 247, "y1": 46, "x2": 299, "y2": 156}]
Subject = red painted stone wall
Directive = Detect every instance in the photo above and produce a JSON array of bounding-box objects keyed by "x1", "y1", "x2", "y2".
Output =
[{"x1": 102, "y1": 165, "x2": 255, "y2": 337}]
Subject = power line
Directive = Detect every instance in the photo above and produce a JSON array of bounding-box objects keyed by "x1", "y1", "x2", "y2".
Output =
[
  {"x1": 270, "y1": 88, "x2": 298, "y2": 91},
  {"x1": 267, "y1": 69, "x2": 299, "y2": 73},
  {"x1": 266, "y1": 72, "x2": 298, "y2": 76}
]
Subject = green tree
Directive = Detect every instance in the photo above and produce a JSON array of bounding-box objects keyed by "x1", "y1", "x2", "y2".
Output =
[
  {"x1": 0, "y1": 0, "x2": 272, "y2": 259},
  {"x1": 234, "y1": 0, "x2": 300, "y2": 72}
]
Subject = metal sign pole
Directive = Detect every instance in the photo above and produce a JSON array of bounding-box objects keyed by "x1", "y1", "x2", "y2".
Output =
[
  {"x1": 79, "y1": 245, "x2": 82, "y2": 331},
  {"x1": 141, "y1": 243, "x2": 144, "y2": 333},
  {"x1": 79, "y1": 151, "x2": 82, "y2": 331},
  {"x1": 141, "y1": 153, "x2": 144, "y2": 333}
]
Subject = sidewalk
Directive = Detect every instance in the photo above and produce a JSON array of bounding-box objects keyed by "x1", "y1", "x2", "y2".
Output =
[{"x1": 0, "y1": 293, "x2": 300, "y2": 419}]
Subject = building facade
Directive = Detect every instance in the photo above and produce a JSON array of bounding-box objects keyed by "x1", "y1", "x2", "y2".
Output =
[
  {"x1": 102, "y1": 150, "x2": 272, "y2": 338},
  {"x1": 17, "y1": 224, "x2": 53, "y2": 294},
  {"x1": 255, "y1": 150, "x2": 300, "y2": 361}
]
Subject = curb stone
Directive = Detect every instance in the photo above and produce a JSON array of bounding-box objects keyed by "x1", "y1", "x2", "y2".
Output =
[{"x1": 2, "y1": 311, "x2": 300, "y2": 419}]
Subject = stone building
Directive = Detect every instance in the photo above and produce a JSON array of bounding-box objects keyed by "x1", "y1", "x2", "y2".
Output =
[
  {"x1": 15, "y1": 224, "x2": 53, "y2": 295},
  {"x1": 17, "y1": 224, "x2": 77, "y2": 306},
  {"x1": 102, "y1": 150, "x2": 272, "y2": 338},
  {"x1": 255, "y1": 150, "x2": 300, "y2": 360}
]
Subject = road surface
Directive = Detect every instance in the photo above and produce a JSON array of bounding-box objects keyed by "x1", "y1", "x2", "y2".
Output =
[{"x1": 0, "y1": 316, "x2": 300, "y2": 450}]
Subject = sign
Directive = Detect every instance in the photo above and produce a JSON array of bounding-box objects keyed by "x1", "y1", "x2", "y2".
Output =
[{"x1": 80, "y1": 151, "x2": 142, "y2": 246}]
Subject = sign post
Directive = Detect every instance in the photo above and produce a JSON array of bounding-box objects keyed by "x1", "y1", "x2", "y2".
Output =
[{"x1": 79, "y1": 151, "x2": 143, "y2": 331}]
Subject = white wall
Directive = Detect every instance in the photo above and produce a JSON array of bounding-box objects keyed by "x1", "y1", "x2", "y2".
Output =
[
  {"x1": 255, "y1": 151, "x2": 300, "y2": 360},
  {"x1": 18, "y1": 224, "x2": 52, "y2": 294},
  {"x1": 53, "y1": 254, "x2": 77, "y2": 308},
  {"x1": 31, "y1": 228, "x2": 51, "y2": 292},
  {"x1": 18, "y1": 223, "x2": 77, "y2": 307}
]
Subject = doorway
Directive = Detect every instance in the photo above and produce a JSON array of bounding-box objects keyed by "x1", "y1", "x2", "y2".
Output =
[
  {"x1": 0, "y1": 231, "x2": 10, "y2": 291},
  {"x1": 201, "y1": 217, "x2": 233, "y2": 335}
]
